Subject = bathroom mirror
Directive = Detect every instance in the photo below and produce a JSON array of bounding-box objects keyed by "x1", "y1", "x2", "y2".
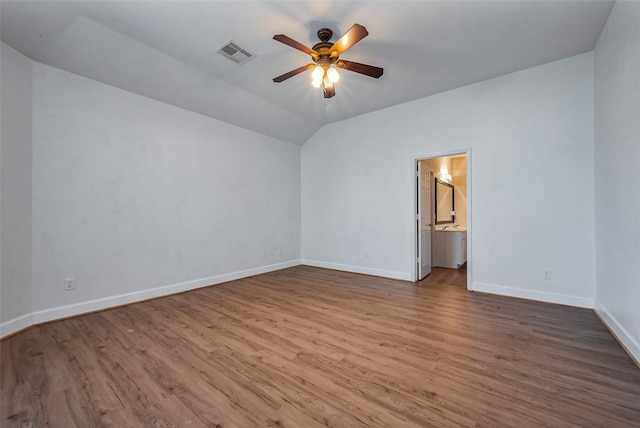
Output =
[{"x1": 435, "y1": 178, "x2": 455, "y2": 224}]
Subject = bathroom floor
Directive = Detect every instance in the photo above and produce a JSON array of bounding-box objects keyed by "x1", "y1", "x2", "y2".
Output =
[{"x1": 419, "y1": 264, "x2": 467, "y2": 287}]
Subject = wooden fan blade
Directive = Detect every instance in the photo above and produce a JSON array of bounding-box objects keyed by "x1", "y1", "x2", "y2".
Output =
[
  {"x1": 323, "y1": 85, "x2": 336, "y2": 98},
  {"x1": 273, "y1": 35, "x2": 319, "y2": 60},
  {"x1": 273, "y1": 64, "x2": 315, "y2": 83},
  {"x1": 329, "y1": 24, "x2": 369, "y2": 58},
  {"x1": 336, "y1": 60, "x2": 383, "y2": 78}
]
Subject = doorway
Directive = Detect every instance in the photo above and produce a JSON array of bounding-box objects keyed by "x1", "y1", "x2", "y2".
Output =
[{"x1": 414, "y1": 150, "x2": 471, "y2": 290}]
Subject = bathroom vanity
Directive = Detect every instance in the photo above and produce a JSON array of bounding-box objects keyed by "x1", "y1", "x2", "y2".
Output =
[{"x1": 434, "y1": 230, "x2": 467, "y2": 269}]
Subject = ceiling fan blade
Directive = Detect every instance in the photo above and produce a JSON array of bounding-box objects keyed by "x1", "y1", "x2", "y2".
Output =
[
  {"x1": 323, "y1": 85, "x2": 336, "y2": 98},
  {"x1": 329, "y1": 24, "x2": 369, "y2": 58},
  {"x1": 336, "y1": 60, "x2": 383, "y2": 78},
  {"x1": 273, "y1": 34, "x2": 319, "y2": 60},
  {"x1": 273, "y1": 64, "x2": 315, "y2": 83}
]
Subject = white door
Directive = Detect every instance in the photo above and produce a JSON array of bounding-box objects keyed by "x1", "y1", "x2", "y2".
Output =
[{"x1": 417, "y1": 162, "x2": 432, "y2": 280}]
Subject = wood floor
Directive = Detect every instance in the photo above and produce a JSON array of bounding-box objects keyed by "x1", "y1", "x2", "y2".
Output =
[{"x1": 2, "y1": 265, "x2": 640, "y2": 427}]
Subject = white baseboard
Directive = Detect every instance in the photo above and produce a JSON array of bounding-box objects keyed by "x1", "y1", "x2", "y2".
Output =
[
  {"x1": 1, "y1": 259, "x2": 301, "y2": 339},
  {"x1": 471, "y1": 282, "x2": 595, "y2": 309},
  {"x1": 301, "y1": 259, "x2": 411, "y2": 281},
  {"x1": 595, "y1": 303, "x2": 640, "y2": 367},
  {"x1": 0, "y1": 313, "x2": 33, "y2": 338}
]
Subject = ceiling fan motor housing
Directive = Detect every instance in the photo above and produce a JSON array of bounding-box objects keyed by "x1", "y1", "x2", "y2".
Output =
[{"x1": 312, "y1": 28, "x2": 339, "y2": 65}]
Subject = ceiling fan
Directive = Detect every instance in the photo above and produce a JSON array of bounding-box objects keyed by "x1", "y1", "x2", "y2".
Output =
[{"x1": 272, "y1": 24, "x2": 383, "y2": 98}]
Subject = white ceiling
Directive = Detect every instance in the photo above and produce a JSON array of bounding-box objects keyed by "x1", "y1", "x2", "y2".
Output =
[{"x1": 1, "y1": 0, "x2": 613, "y2": 145}]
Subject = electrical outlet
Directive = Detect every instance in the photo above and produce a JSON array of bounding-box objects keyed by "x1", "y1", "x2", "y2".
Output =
[
  {"x1": 64, "y1": 277, "x2": 76, "y2": 291},
  {"x1": 277, "y1": 249, "x2": 282, "y2": 256},
  {"x1": 542, "y1": 269, "x2": 551, "y2": 280}
]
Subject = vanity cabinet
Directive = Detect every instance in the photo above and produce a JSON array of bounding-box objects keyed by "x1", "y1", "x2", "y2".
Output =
[{"x1": 434, "y1": 231, "x2": 467, "y2": 269}]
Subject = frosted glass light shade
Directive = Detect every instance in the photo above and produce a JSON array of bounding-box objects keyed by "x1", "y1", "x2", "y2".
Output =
[
  {"x1": 312, "y1": 66, "x2": 324, "y2": 80},
  {"x1": 327, "y1": 66, "x2": 339, "y2": 83}
]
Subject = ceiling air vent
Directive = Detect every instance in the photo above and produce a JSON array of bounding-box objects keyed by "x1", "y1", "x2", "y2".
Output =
[{"x1": 215, "y1": 40, "x2": 255, "y2": 65}]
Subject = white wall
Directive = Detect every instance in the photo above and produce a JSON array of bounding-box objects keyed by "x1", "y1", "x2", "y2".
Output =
[
  {"x1": 302, "y1": 53, "x2": 596, "y2": 307},
  {"x1": 593, "y1": 1, "x2": 640, "y2": 363},
  {"x1": 25, "y1": 62, "x2": 301, "y2": 326},
  {"x1": 0, "y1": 43, "x2": 33, "y2": 333}
]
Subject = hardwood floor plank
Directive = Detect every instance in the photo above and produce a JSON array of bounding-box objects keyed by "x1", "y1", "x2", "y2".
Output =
[{"x1": 2, "y1": 266, "x2": 640, "y2": 427}]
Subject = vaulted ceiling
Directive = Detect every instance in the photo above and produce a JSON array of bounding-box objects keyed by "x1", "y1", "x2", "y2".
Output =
[{"x1": 1, "y1": 1, "x2": 614, "y2": 145}]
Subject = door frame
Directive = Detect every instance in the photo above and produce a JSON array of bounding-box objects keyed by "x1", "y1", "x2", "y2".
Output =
[
  {"x1": 417, "y1": 162, "x2": 432, "y2": 280},
  {"x1": 412, "y1": 148, "x2": 472, "y2": 291}
]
